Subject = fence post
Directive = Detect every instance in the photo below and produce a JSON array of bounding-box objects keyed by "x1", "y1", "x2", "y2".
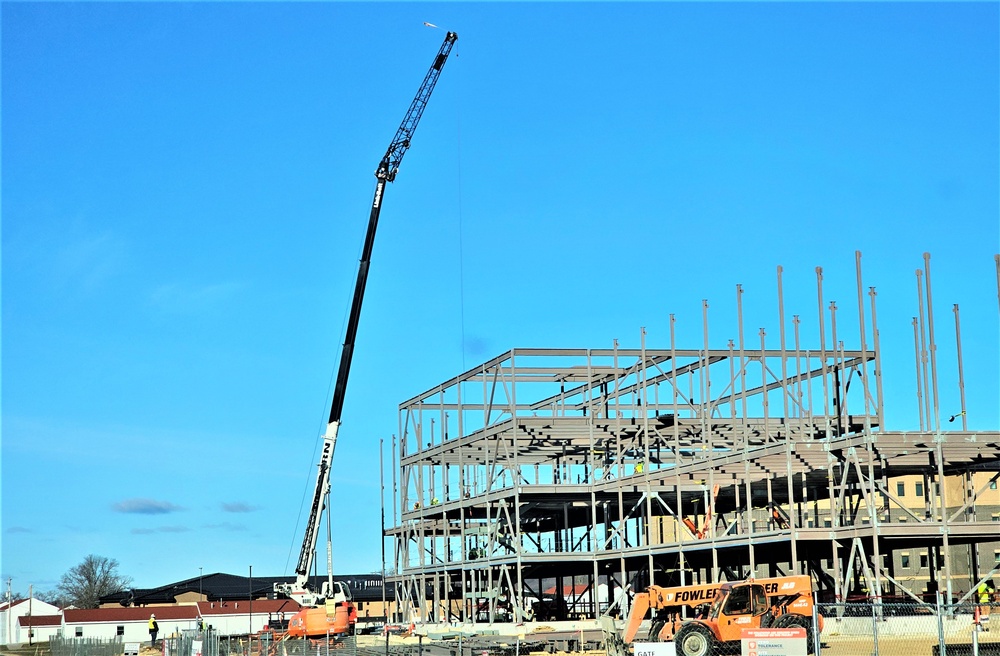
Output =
[
  {"x1": 811, "y1": 604, "x2": 821, "y2": 656},
  {"x1": 871, "y1": 603, "x2": 880, "y2": 656},
  {"x1": 937, "y1": 592, "x2": 947, "y2": 656}
]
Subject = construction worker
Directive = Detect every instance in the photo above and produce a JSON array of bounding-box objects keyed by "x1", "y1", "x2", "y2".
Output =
[
  {"x1": 635, "y1": 461, "x2": 643, "y2": 474},
  {"x1": 148, "y1": 613, "x2": 159, "y2": 647},
  {"x1": 979, "y1": 581, "x2": 993, "y2": 629}
]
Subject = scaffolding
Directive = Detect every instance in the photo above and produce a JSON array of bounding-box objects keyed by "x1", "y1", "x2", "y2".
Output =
[{"x1": 387, "y1": 254, "x2": 1000, "y2": 624}]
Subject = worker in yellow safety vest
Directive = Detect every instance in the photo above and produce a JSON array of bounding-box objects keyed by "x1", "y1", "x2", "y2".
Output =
[
  {"x1": 148, "y1": 614, "x2": 159, "y2": 646},
  {"x1": 979, "y1": 581, "x2": 992, "y2": 629}
]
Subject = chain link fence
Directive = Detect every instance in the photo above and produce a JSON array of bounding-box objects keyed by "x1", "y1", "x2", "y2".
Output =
[
  {"x1": 213, "y1": 635, "x2": 357, "y2": 656},
  {"x1": 39, "y1": 606, "x2": 1000, "y2": 656},
  {"x1": 50, "y1": 636, "x2": 123, "y2": 656},
  {"x1": 163, "y1": 630, "x2": 221, "y2": 656},
  {"x1": 815, "y1": 602, "x2": 999, "y2": 656}
]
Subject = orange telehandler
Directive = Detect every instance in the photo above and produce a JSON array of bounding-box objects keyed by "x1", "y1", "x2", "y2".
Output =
[{"x1": 604, "y1": 575, "x2": 822, "y2": 656}]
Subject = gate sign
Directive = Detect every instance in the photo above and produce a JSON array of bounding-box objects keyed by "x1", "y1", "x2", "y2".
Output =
[
  {"x1": 634, "y1": 642, "x2": 677, "y2": 656},
  {"x1": 740, "y1": 628, "x2": 807, "y2": 656},
  {"x1": 124, "y1": 643, "x2": 140, "y2": 656}
]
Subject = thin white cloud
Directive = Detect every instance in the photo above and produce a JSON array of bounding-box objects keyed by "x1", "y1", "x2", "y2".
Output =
[
  {"x1": 55, "y1": 231, "x2": 127, "y2": 293},
  {"x1": 148, "y1": 281, "x2": 243, "y2": 314},
  {"x1": 203, "y1": 522, "x2": 248, "y2": 532},
  {"x1": 131, "y1": 525, "x2": 191, "y2": 535},
  {"x1": 113, "y1": 498, "x2": 184, "y2": 515},
  {"x1": 221, "y1": 502, "x2": 259, "y2": 513}
]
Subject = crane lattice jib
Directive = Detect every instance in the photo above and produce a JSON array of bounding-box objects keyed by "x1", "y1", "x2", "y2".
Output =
[{"x1": 377, "y1": 32, "x2": 457, "y2": 182}]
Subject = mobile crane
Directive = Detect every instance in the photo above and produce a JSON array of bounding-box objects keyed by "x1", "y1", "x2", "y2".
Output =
[
  {"x1": 275, "y1": 30, "x2": 458, "y2": 639},
  {"x1": 603, "y1": 575, "x2": 822, "y2": 656}
]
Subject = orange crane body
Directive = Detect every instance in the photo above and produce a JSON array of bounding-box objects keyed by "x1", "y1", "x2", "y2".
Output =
[{"x1": 284, "y1": 602, "x2": 358, "y2": 639}]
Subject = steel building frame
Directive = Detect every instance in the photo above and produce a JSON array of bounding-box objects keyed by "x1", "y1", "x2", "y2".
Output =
[{"x1": 386, "y1": 255, "x2": 1000, "y2": 624}]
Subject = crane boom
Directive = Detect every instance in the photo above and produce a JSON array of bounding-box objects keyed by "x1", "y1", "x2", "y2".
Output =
[
  {"x1": 329, "y1": 30, "x2": 458, "y2": 426},
  {"x1": 276, "y1": 30, "x2": 458, "y2": 610}
]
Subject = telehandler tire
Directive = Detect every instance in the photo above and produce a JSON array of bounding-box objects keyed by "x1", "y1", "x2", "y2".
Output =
[
  {"x1": 772, "y1": 613, "x2": 814, "y2": 654},
  {"x1": 673, "y1": 622, "x2": 715, "y2": 656}
]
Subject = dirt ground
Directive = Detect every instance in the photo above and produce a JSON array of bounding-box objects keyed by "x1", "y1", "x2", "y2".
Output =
[{"x1": 811, "y1": 628, "x2": 999, "y2": 656}]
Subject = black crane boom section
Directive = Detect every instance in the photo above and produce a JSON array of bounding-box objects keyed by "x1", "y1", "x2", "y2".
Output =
[{"x1": 327, "y1": 31, "x2": 457, "y2": 426}]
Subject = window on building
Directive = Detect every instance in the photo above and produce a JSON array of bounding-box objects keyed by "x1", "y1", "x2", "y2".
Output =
[
  {"x1": 990, "y1": 480, "x2": 997, "y2": 490},
  {"x1": 899, "y1": 515, "x2": 907, "y2": 523},
  {"x1": 994, "y1": 550, "x2": 1000, "y2": 565},
  {"x1": 915, "y1": 482, "x2": 924, "y2": 496},
  {"x1": 117, "y1": 626, "x2": 125, "y2": 636},
  {"x1": 920, "y1": 553, "x2": 929, "y2": 568},
  {"x1": 824, "y1": 519, "x2": 832, "y2": 528},
  {"x1": 75, "y1": 628, "x2": 83, "y2": 637},
  {"x1": 991, "y1": 513, "x2": 999, "y2": 522},
  {"x1": 897, "y1": 482, "x2": 906, "y2": 496},
  {"x1": 901, "y1": 553, "x2": 911, "y2": 568}
]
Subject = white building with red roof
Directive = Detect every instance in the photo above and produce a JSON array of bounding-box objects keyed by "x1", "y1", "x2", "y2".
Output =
[
  {"x1": 57, "y1": 599, "x2": 305, "y2": 642},
  {"x1": 18, "y1": 615, "x2": 61, "y2": 644},
  {"x1": 0, "y1": 597, "x2": 60, "y2": 645},
  {"x1": 196, "y1": 599, "x2": 302, "y2": 636},
  {"x1": 63, "y1": 606, "x2": 200, "y2": 643}
]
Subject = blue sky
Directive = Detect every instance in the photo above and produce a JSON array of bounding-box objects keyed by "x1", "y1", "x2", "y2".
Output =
[{"x1": 2, "y1": 2, "x2": 998, "y2": 594}]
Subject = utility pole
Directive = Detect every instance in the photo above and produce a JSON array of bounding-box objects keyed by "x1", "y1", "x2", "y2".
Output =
[
  {"x1": 381, "y1": 438, "x2": 388, "y2": 654},
  {"x1": 6, "y1": 578, "x2": 11, "y2": 646}
]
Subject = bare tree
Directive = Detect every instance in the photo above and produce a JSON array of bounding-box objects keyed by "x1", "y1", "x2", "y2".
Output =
[
  {"x1": 36, "y1": 588, "x2": 69, "y2": 607},
  {"x1": 57, "y1": 555, "x2": 133, "y2": 608}
]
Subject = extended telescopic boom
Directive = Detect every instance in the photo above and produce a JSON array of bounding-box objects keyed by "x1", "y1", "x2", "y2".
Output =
[{"x1": 276, "y1": 30, "x2": 458, "y2": 608}]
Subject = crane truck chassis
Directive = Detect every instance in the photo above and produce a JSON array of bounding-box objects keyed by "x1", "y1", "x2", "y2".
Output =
[
  {"x1": 604, "y1": 575, "x2": 822, "y2": 656},
  {"x1": 274, "y1": 30, "x2": 458, "y2": 640}
]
